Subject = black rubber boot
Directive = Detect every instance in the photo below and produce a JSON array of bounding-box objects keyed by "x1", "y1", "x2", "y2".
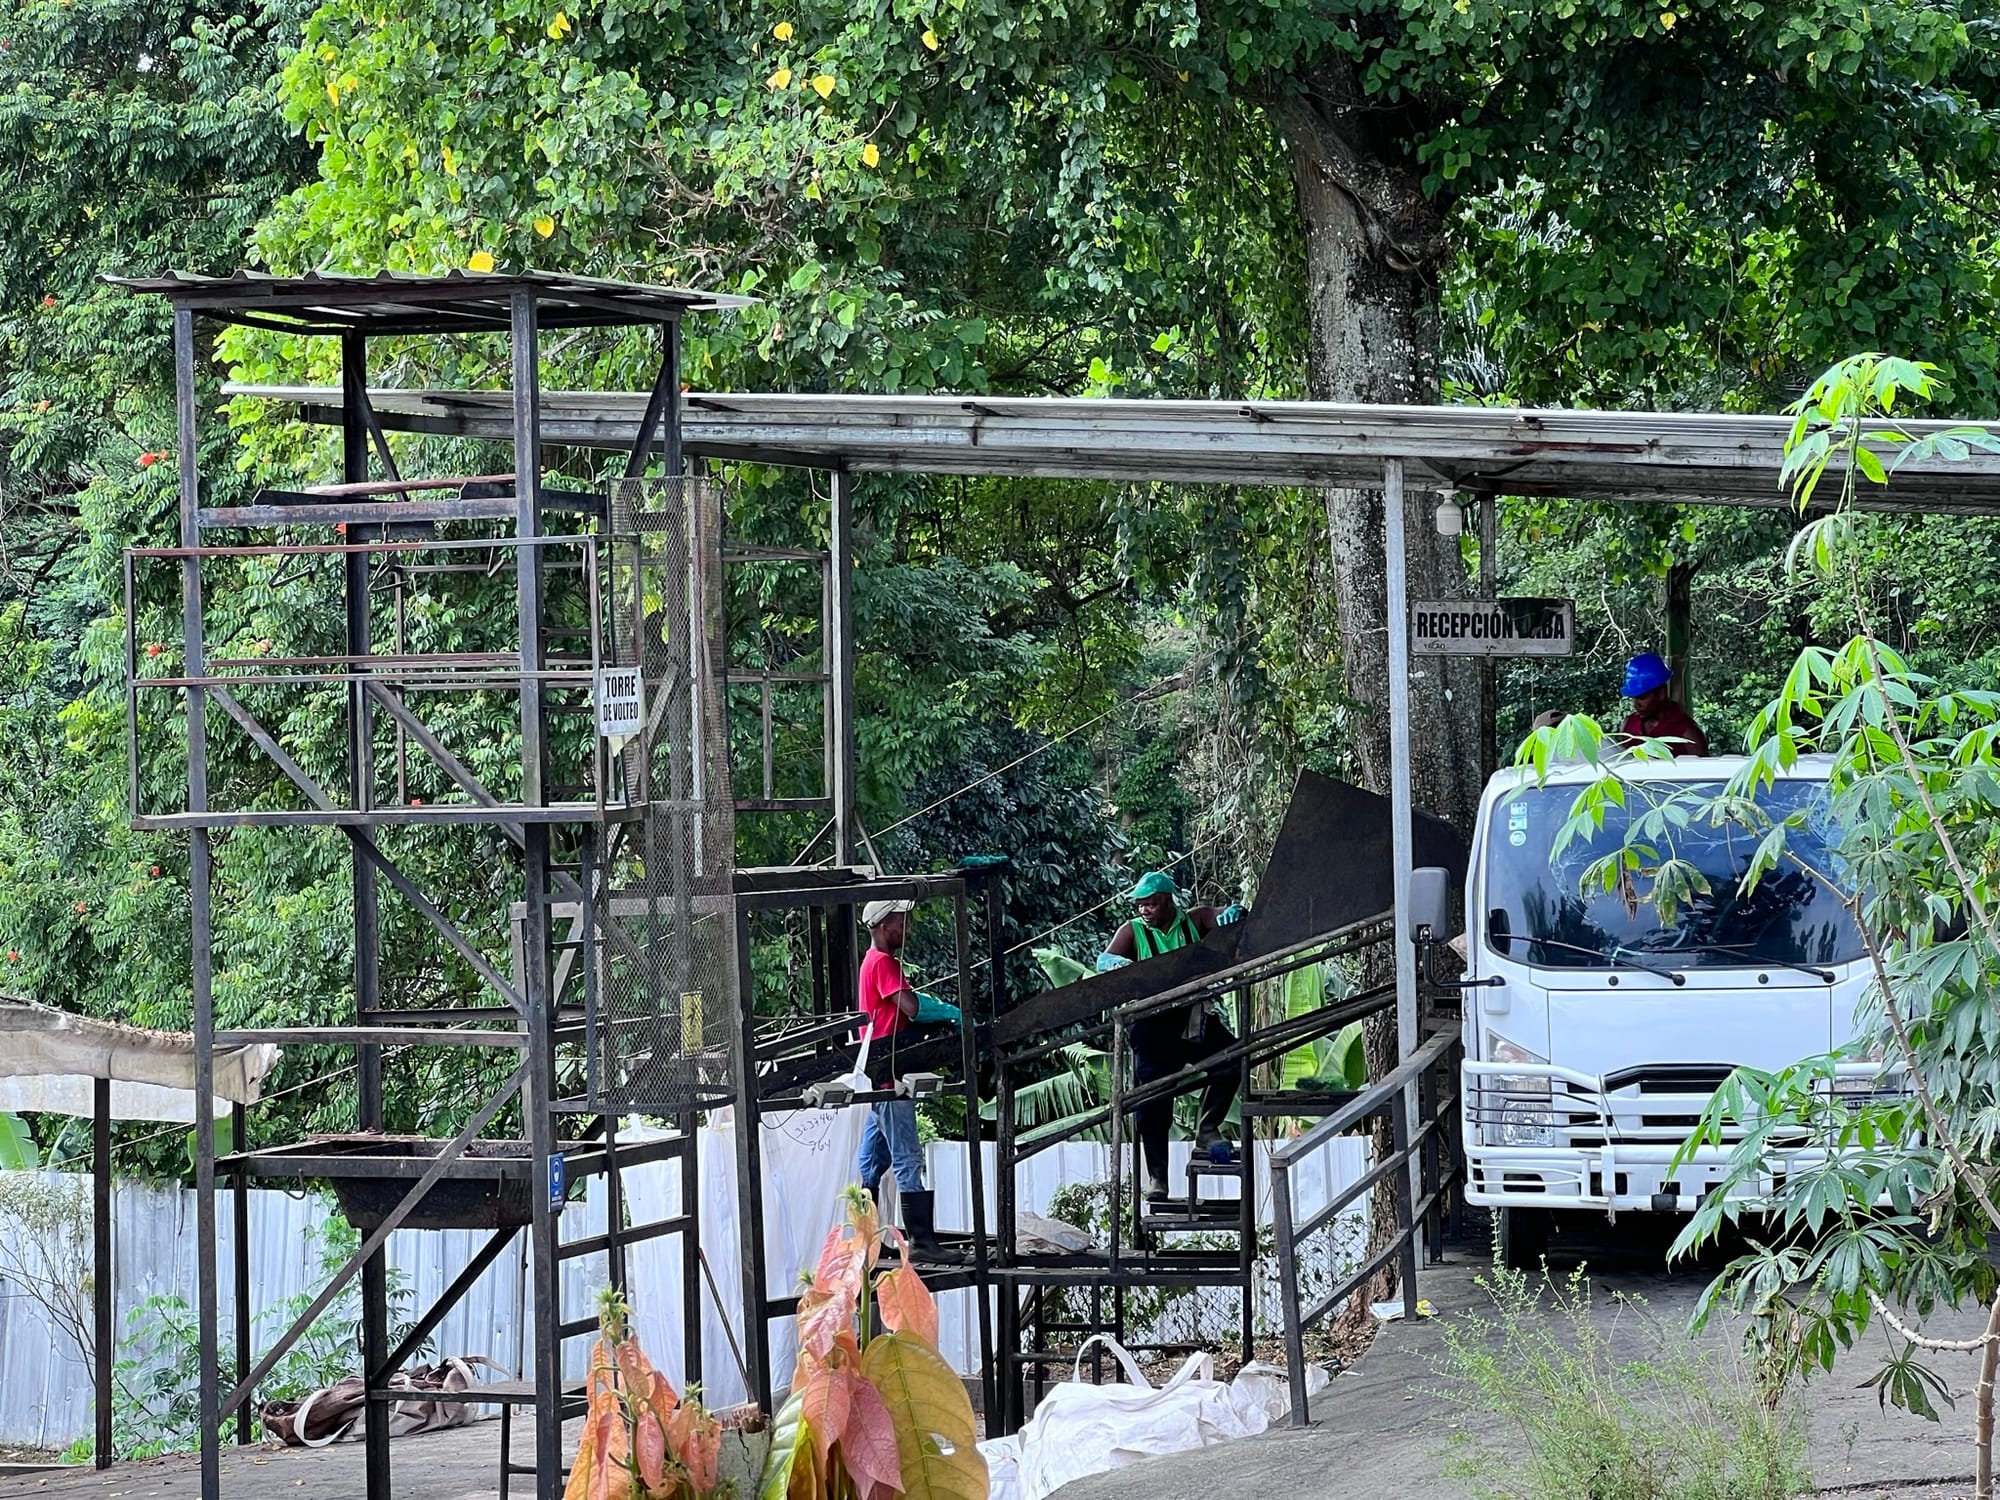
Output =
[{"x1": 901, "y1": 1189, "x2": 958, "y2": 1263}]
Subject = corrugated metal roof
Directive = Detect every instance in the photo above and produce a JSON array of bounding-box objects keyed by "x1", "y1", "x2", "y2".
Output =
[
  {"x1": 107, "y1": 269, "x2": 752, "y2": 333},
  {"x1": 227, "y1": 383, "x2": 2000, "y2": 513}
]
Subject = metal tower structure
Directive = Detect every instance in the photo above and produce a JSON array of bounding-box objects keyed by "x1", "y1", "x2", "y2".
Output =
[{"x1": 113, "y1": 270, "x2": 747, "y2": 1500}]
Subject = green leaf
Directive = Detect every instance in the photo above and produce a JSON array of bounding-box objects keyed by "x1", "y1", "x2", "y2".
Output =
[
  {"x1": 858, "y1": 1332, "x2": 987, "y2": 1500},
  {"x1": 0, "y1": 1113, "x2": 38, "y2": 1171},
  {"x1": 758, "y1": 1392, "x2": 815, "y2": 1500}
]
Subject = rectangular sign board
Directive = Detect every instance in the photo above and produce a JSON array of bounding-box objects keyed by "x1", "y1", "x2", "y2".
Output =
[
  {"x1": 1410, "y1": 597, "x2": 1575, "y2": 657},
  {"x1": 594, "y1": 666, "x2": 645, "y2": 738}
]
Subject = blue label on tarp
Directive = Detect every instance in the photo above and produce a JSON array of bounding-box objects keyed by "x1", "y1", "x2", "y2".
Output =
[{"x1": 548, "y1": 1153, "x2": 566, "y2": 1214}]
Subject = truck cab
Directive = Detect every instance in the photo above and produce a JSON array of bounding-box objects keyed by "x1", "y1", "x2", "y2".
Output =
[{"x1": 1450, "y1": 753, "x2": 1874, "y2": 1266}]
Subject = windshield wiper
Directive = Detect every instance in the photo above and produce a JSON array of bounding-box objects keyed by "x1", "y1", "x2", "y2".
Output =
[
  {"x1": 1499, "y1": 935, "x2": 1686, "y2": 986},
  {"x1": 1643, "y1": 941, "x2": 1836, "y2": 984}
]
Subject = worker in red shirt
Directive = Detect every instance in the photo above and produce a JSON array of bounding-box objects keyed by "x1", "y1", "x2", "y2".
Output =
[
  {"x1": 1619, "y1": 652, "x2": 1709, "y2": 757},
  {"x1": 853, "y1": 898, "x2": 950, "y2": 1260}
]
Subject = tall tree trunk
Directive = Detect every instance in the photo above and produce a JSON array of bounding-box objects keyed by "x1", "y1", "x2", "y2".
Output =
[
  {"x1": 1276, "y1": 69, "x2": 1484, "y2": 1316},
  {"x1": 1277, "y1": 74, "x2": 1484, "y2": 832}
]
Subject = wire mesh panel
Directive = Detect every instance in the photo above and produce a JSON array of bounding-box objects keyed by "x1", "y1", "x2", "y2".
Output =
[{"x1": 587, "y1": 476, "x2": 740, "y2": 1111}]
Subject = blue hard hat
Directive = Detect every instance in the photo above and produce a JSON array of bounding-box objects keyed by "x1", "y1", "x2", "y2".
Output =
[{"x1": 1622, "y1": 652, "x2": 1672, "y2": 697}]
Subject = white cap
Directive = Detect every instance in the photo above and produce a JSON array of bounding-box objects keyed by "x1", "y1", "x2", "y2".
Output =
[{"x1": 861, "y1": 899, "x2": 914, "y2": 928}]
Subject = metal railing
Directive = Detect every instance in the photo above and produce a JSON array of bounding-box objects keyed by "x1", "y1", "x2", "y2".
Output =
[{"x1": 1270, "y1": 1026, "x2": 1462, "y2": 1425}]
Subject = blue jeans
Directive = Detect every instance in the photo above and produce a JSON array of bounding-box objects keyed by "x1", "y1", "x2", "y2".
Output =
[{"x1": 857, "y1": 1097, "x2": 925, "y2": 1196}]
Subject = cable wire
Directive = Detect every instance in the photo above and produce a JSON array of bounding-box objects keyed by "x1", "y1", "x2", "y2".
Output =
[
  {"x1": 858, "y1": 675, "x2": 1193, "y2": 852},
  {"x1": 40, "y1": 1061, "x2": 364, "y2": 1174}
]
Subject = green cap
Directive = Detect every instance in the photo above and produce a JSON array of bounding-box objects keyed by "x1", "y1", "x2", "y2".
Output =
[{"x1": 1128, "y1": 871, "x2": 1178, "y2": 901}]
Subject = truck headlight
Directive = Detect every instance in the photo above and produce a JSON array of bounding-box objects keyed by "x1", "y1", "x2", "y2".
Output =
[{"x1": 1485, "y1": 1032, "x2": 1556, "y2": 1147}]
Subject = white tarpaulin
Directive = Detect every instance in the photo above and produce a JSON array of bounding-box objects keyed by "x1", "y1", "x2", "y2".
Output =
[
  {"x1": 621, "y1": 1105, "x2": 868, "y2": 1409},
  {"x1": 0, "y1": 997, "x2": 280, "y2": 1123}
]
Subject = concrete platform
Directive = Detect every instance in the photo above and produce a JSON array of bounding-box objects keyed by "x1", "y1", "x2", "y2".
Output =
[
  {"x1": 1051, "y1": 1215, "x2": 1987, "y2": 1499},
  {"x1": 0, "y1": 1418, "x2": 543, "y2": 1499}
]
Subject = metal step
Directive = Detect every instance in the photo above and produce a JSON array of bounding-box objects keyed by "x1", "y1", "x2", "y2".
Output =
[
  {"x1": 1139, "y1": 1198, "x2": 1244, "y2": 1232},
  {"x1": 1186, "y1": 1157, "x2": 1244, "y2": 1177}
]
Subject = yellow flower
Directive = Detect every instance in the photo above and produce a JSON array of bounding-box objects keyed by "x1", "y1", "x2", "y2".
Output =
[
  {"x1": 767, "y1": 65, "x2": 793, "y2": 89},
  {"x1": 810, "y1": 73, "x2": 836, "y2": 99},
  {"x1": 773, "y1": 20, "x2": 794, "y2": 40},
  {"x1": 1660, "y1": 9, "x2": 1676, "y2": 25},
  {"x1": 533, "y1": 215, "x2": 556, "y2": 238},
  {"x1": 862, "y1": 142, "x2": 880, "y2": 167},
  {"x1": 468, "y1": 251, "x2": 496, "y2": 273},
  {"x1": 921, "y1": 28, "x2": 940, "y2": 49},
  {"x1": 547, "y1": 10, "x2": 571, "y2": 37}
]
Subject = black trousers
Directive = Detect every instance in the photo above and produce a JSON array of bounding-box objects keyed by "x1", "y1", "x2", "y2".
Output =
[{"x1": 1130, "y1": 1007, "x2": 1238, "y2": 1187}]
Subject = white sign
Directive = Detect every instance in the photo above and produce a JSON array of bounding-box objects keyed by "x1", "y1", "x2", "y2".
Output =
[
  {"x1": 1410, "y1": 598, "x2": 1575, "y2": 657},
  {"x1": 594, "y1": 666, "x2": 645, "y2": 737}
]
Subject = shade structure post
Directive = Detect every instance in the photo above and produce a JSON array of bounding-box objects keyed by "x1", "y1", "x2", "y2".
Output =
[
  {"x1": 1383, "y1": 458, "x2": 1425, "y2": 1295},
  {"x1": 829, "y1": 471, "x2": 858, "y2": 865},
  {"x1": 92, "y1": 1076, "x2": 111, "y2": 1470}
]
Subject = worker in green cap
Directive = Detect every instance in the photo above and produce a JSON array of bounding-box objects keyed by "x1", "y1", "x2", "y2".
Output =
[{"x1": 1098, "y1": 871, "x2": 1244, "y2": 1202}]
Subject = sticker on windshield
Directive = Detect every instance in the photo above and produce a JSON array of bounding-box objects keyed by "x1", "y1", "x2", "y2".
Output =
[
  {"x1": 1510, "y1": 830, "x2": 1527, "y2": 846},
  {"x1": 1507, "y1": 801, "x2": 1529, "y2": 842}
]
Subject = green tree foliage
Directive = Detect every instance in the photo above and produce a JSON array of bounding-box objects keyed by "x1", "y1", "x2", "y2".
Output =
[
  {"x1": 13, "y1": 0, "x2": 2000, "y2": 1189},
  {"x1": 0, "y1": 0, "x2": 329, "y2": 1161},
  {"x1": 1527, "y1": 357, "x2": 2000, "y2": 1497}
]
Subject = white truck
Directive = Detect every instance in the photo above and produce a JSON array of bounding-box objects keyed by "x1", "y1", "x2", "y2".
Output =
[{"x1": 1424, "y1": 753, "x2": 1875, "y2": 1267}]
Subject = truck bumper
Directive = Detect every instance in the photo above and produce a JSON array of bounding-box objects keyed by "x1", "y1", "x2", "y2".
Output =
[
  {"x1": 1462, "y1": 1140, "x2": 1791, "y2": 1212},
  {"x1": 1461, "y1": 1059, "x2": 1893, "y2": 1213}
]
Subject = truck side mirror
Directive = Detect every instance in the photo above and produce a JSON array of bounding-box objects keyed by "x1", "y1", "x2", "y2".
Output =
[{"x1": 1408, "y1": 866, "x2": 1451, "y2": 943}]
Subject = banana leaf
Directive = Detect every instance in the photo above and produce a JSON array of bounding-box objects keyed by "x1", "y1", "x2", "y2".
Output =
[
  {"x1": 1032, "y1": 947, "x2": 1091, "y2": 989},
  {"x1": 0, "y1": 1113, "x2": 37, "y2": 1171}
]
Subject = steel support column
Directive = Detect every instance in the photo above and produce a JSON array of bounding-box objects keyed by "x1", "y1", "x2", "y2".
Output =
[
  {"x1": 341, "y1": 329, "x2": 394, "y2": 1500},
  {"x1": 729, "y1": 910, "x2": 770, "y2": 1413},
  {"x1": 1383, "y1": 457, "x2": 1424, "y2": 1275},
  {"x1": 829, "y1": 472, "x2": 857, "y2": 866},
  {"x1": 511, "y1": 291, "x2": 565, "y2": 1500},
  {"x1": 92, "y1": 1077, "x2": 112, "y2": 1469},
  {"x1": 175, "y1": 305, "x2": 222, "y2": 1500},
  {"x1": 1478, "y1": 492, "x2": 1498, "y2": 785},
  {"x1": 232, "y1": 1102, "x2": 251, "y2": 1447}
]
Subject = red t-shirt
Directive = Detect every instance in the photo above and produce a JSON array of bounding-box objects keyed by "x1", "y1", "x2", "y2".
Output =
[
  {"x1": 1622, "y1": 702, "x2": 1710, "y2": 757},
  {"x1": 858, "y1": 946, "x2": 909, "y2": 1041}
]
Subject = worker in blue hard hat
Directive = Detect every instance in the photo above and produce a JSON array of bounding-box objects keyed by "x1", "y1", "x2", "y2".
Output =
[
  {"x1": 1619, "y1": 652, "x2": 1709, "y2": 757},
  {"x1": 1098, "y1": 871, "x2": 1246, "y2": 1203}
]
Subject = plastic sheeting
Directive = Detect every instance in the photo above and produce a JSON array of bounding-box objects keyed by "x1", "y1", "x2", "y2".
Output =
[
  {"x1": 0, "y1": 997, "x2": 279, "y2": 1123},
  {"x1": 621, "y1": 1106, "x2": 868, "y2": 1409},
  {"x1": 979, "y1": 1337, "x2": 1332, "y2": 1500}
]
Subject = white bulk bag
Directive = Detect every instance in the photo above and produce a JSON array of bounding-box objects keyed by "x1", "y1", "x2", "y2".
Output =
[{"x1": 1010, "y1": 1336, "x2": 1269, "y2": 1500}]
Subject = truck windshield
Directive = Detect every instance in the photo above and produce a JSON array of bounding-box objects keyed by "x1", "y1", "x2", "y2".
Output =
[{"x1": 1484, "y1": 779, "x2": 1864, "y2": 972}]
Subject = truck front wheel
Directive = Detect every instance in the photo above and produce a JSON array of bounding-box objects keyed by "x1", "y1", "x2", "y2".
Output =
[{"x1": 1496, "y1": 1206, "x2": 1550, "y2": 1270}]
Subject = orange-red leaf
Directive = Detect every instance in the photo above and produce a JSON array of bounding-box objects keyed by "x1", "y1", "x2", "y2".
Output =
[
  {"x1": 645, "y1": 1371, "x2": 680, "y2": 1428},
  {"x1": 873, "y1": 1263, "x2": 938, "y2": 1349},
  {"x1": 837, "y1": 1373, "x2": 904, "y2": 1498},
  {"x1": 666, "y1": 1398, "x2": 721, "y2": 1495},
  {"x1": 564, "y1": 1401, "x2": 636, "y2": 1500},
  {"x1": 634, "y1": 1407, "x2": 669, "y2": 1493},
  {"x1": 586, "y1": 1337, "x2": 619, "y2": 1400},
  {"x1": 616, "y1": 1335, "x2": 668, "y2": 1398},
  {"x1": 799, "y1": 1288, "x2": 855, "y2": 1360},
  {"x1": 799, "y1": 1361, "x2": 852, "y2": 1462},
  {"x1": 846, "y1": 1188, "x2": 884, "y2": 1269},
  {"x1": 809, "y1": 1225, "x2": 850, "y2": 1294}
]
